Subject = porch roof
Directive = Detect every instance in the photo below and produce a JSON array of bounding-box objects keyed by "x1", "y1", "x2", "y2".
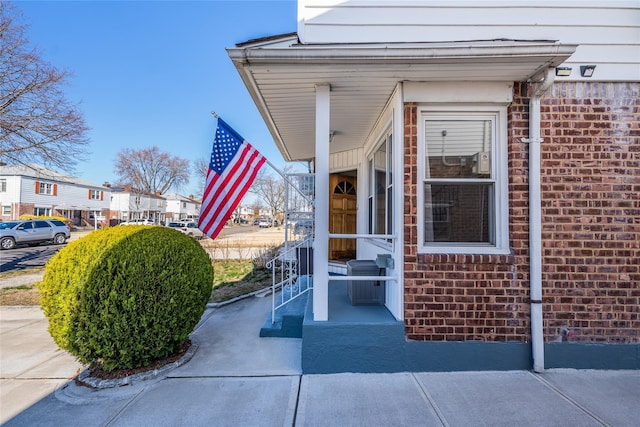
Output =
[{"x1": 227, "y1": 34, "x2": 576, "y2": 162}]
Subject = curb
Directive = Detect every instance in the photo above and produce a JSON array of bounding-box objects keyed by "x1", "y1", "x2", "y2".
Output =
[
  {"x1": 76, "y1": 340, "x2": 199, "y2": 390},
  {"x1": 207, "y1": 287, "x2": 273, "y2": 309}
]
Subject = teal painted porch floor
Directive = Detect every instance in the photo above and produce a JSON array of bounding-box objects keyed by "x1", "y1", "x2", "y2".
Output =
[{"x1": 260, "y1": 276, "x2": 396, "y2": 338}]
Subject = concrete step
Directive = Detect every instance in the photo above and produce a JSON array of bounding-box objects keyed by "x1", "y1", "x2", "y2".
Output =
[{"x1": 260, "y1": 290, "x2": 309, "y2": 338}]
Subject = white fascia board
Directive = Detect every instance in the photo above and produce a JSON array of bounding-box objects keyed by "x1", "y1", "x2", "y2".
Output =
[
  {"x1": 404, "y1": 82, "x2": 514, "y2": 104},
  {"x1": 228, "y1": 42, "x2": 577, "y2": 65}
]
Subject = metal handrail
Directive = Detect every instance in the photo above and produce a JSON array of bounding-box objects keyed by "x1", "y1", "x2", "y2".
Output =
[{"x1": 268, "y1": 237, "x2": 313, "y2": 324}]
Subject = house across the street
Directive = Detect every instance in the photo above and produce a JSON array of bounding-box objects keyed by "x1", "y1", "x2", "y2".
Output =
[
  {"x1": 162, "y1": 193, "x2": 201, "y2": 222},
  {"x1": 0, "y1": 164, "x2": 110, "y2": 228}
]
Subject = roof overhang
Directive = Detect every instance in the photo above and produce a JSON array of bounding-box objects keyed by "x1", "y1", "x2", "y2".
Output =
[
  {"x1": 228, "y1": 37, "x2": 577, "y2": 161},
  {"x1": 54, "y1": 204, "x2": 94, "y2": 211}
]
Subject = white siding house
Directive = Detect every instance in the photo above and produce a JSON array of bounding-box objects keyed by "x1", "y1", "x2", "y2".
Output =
[
  {"x1": 0, "y1": 164, "x2": 110, "y2": 226},
  {"x1": 163, "y1": 193, "x2": 201, "y2": 221},
  {"x1": 228, "y1": 0, "x2": 639, "y2": 372},
  {"x1": 298, "y1": 0, "x2": 639, "y2": 82},
  {"x1": 109, "y1": 187, "x2": 165, "y2": 224}
]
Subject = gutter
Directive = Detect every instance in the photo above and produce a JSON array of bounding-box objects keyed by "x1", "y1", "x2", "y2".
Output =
[
  {"x1": 522, "y1": 67, "x2": 555, "y2": 373},
  {"x1": 227, "y1": 43, "x2": 577, "y2": 65}
]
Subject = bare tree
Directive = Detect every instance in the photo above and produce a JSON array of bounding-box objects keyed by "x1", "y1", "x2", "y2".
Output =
[
  {"x1": 250, "y1": 168, "x2": 287, "y2": 220},
  {"x1": 0, "y1": 2, "x2": 89, "y2": 172},
  {"x1": 194, "y1": 158, "x2": 209, "y2": 181},
  {"x1": 114, "y1": 146, "x2": 190, "y2": 194}
]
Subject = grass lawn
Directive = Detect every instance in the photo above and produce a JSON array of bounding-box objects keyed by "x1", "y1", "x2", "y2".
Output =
[
  {"x1": 0, "y1": 261, "x2": 272, "y2": 306},
  {"x1": 211, "y1": 259, "x2": 272, "y2": 303}
]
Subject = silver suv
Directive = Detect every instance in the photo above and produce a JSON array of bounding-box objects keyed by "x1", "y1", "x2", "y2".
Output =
[{"x1": 0, "y1": 219, "x2": 71, "y2": 250}]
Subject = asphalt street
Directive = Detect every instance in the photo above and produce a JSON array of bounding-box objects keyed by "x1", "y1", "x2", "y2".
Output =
[{"x1": 0, "y1": 224, "x2": 259, "y2": 273}]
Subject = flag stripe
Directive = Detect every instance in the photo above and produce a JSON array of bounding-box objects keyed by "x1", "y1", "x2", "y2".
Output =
[
  {"x1": 200, "y1": 144, "x2": 260, "y2": 229},
  {"x1": 203, "y1": 144, "x2": 257, "y2": 220},
  {"x1": 207, "y1": 153, "x2": 265, "y2": 238},
  {"x1": 200, "y1": 146, "x2": 263, "y2": 237},
  {"x1": 198, "y1": 119, "x2": 266, "y2": 240},
  {"x1": 206, "y1": 150, "x2": 261, "y2": 234},
  {"x1": 200, "y1": 146, "x2": 261, "y2": 237}
]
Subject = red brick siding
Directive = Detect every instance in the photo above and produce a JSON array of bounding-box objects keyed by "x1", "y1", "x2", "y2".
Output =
[
  {"x1": 538, "y1": 82, "x2": 640, "y2": 343},
  {"x1": 18, "y1": 203, "x2": 34, "y2": 217},
  {"x1": 404, "y1": 82, "x2": 640, "y2": 344}
]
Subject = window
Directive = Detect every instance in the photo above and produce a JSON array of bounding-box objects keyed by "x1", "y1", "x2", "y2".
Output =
[
  {"x1": 89, "y1": 190, "x2": 102, "y2": 200},
  {"x1": 2, "y1": 206, "x2": 10, "y2": 216},
  {"x1": 0, "y1": 179, "x2": 6, "y2": 192},
  {"x1": 34, "y1": 220, "x2": 52, "y2": 229},
  {"x1": 34, "y1": 207, "x2": 51, "y2": 216},
  {"x1": 419, "y1": 109, "x2": 508, "y2": 254},
  {"x1": 39, "y1": 182, "x2": 53, "y2": 195},
  {"x1": 368, "y1": 131, "x2": 393, "y2": 237}
]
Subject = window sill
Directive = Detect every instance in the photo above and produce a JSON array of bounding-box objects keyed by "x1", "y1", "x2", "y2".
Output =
[{"x1": 418, "y1": 245, "x2": 511, "y2": 256}]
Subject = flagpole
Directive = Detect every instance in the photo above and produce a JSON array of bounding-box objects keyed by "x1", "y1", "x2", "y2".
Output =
[{"x1": 210, "y1": 112, "x2": 313, "y2": 205}]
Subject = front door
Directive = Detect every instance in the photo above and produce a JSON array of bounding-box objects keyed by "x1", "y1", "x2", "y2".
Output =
[{"x1": 329, "y1": 173, "x2": 357, "y2": 261}]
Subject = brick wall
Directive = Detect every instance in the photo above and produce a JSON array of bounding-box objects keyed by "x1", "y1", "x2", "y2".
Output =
[
  {"x1": 18, "y1": 203, "x2": 34, "y2": 217},
  {"x1": 404, "y1": 82, "x2": 640, "y2": 344},
  {"x1": 537, "y1": 82, "x2": 640, "y2": 343}
]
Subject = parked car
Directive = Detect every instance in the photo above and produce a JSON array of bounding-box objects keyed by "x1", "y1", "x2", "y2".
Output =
[
  {"x1": 120, "y1": 218, "x2": 154, "y2": 226},
  {"x1": 257, "y1": 219, "x2": 271, "y2": 228},
  {"x1": 0, "y1": 219, "x2": 71, "y2": 250},
  {"x1": 177, "y1": 221, "x2": 205, "y2": 240},
  {"x1": 166, "y1": 221, "x2": 184, "y2": 229}
]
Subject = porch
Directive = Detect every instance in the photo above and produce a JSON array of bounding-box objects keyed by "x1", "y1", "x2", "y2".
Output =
[
  {"x1": 260, "y1": 274, "x2": 533, "y2": 374},
  {"x1": 260, "y1": 274, "x2": 407, "y2": 374}
]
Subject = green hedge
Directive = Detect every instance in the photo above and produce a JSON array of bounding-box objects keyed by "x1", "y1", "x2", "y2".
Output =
[{"x1": 38, "y1": 226, "x2": 213, "y2": 371}]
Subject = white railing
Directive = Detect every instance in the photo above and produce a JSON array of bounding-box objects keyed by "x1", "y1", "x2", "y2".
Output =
[
  {"x1": 327, "y1": 233, "x2": 398, "y2": 284},
  {"x1": 267, "y1": 231, "x2": 399, "y2": 324},
  {"x1": 267, "y1": 237, "x2": 313, "y2": 324}
]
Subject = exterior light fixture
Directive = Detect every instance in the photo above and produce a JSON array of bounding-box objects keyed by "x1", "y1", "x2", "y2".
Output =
[
  {"x1": 580, "y1": 65, "x2": 596, "y2": 77},
  {"x1": 555, "y1": 67, "x2": 572, "y2": 77}
]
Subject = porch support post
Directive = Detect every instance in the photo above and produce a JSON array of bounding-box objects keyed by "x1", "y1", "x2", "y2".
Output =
[{"x1": 313, "y1": 83, "x2": 330, "y2": 321}]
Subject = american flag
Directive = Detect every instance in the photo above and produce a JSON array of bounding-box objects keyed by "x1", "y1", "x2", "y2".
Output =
[{"x1": 198, "y1": 118, "x2": 266, "y2": 239}]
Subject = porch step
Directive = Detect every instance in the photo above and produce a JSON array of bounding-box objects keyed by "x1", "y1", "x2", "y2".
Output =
[{"x1": 259, "y1": 291, "x2": 309, "y2": 338}]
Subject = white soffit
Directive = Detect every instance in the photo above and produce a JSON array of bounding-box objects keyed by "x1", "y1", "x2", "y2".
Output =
[{"x1": 228, "y1": 40, "x2": 576, "y2": 161}]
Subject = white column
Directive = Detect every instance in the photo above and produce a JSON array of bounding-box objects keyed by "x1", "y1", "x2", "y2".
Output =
[{"x1": 313, "y1": 83, "x2": 330, "y2": 321}]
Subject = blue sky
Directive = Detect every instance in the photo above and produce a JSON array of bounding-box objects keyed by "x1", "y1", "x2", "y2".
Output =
[{"x1": 14, "y1": 0, "x2": 298, "y2": 196}]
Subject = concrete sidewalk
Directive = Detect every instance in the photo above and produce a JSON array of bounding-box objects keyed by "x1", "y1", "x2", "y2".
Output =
[{"x1": 1, "y1": 297, "x2": 638, "y2": 426}]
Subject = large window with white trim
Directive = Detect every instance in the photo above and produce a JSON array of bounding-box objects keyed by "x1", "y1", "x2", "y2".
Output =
[
  {"x1": 419, "y1": 108, "x2": 508, "y2": 253},
  {"x1": 368, "y1": 131, "x2": 393, "y2": 237},
  {"x1": 34, "y1": 207, "x2": 51, "y2": 216}
]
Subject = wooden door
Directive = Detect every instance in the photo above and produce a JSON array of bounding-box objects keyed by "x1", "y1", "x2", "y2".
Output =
[{"x1": 329, "y1": 173, "x2": 357, "y2": 261}]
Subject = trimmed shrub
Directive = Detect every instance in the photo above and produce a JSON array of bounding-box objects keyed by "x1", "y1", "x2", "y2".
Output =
[{"x1": 38, "y1": 226, "x2": 213, "y2": 371}]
